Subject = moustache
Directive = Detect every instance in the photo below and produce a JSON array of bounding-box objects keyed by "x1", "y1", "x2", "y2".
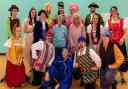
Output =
[{"x1": 79, "y1": 45, "x2": 83, "y2": 48}]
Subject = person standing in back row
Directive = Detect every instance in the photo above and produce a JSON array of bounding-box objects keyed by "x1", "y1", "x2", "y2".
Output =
[
  {"x1": 105, "y1": 6, "x2": 128, "y2": 84},
  {"x1": 84, "y1": 2, "x2": 104, "y2": 46},
  {"x1": 7, "y1": 5, "x2": 20, "y2": 38}
]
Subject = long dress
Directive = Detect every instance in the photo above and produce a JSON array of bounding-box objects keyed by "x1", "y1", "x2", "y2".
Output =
[
  {"x1": 4, "y1": 38, "x2": 25, "y2": 88},
  {"x1": 87, "y1": 24, "x2": 104, "y2": 52},
  {"x1": 105, "y1": 18, "x2": 128, "y2": 71},
  {"x1": 23, "y1": 18, "x2": 34, "y2": 77}
]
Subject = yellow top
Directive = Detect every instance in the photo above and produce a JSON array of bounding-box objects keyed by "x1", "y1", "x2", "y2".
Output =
[{"x1": 111, "y1": 44, "x2": 124, "y2": 68}]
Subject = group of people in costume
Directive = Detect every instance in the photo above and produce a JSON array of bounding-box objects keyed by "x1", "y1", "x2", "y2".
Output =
[{"x1": 2, "y1": 1, "x2": 128, "y2": 89}]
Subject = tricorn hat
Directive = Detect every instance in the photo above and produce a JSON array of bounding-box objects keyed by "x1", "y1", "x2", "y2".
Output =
[
  {"x1": 8, "y1": 5, "x2": 19, "y2": 11},
  {"x1": 58, "y1": 1, "x2": 64, "y2": 7},
  {"x1": 88, "y1": 2, "x2": 99, "y2": 8}
]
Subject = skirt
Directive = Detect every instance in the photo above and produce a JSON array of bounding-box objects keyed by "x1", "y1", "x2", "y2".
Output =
[
  {"x1": 23, "y1": 33, "x2": 33, "y2": 76},
  {"x1": 6, "y1": 60, "x2": 25, "y2": 88}
]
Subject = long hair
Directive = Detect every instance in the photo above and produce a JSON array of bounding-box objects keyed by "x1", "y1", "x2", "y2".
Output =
[
  {"x1": 58, "y1": 10, "x2": 64, "y2": 15},
  {"x1": 110, "y1": 6, "x2": 119, "y2": 18},
  {"x1": 72, "y1": 13, "x2": 81, "y2": 25},
  {"x1": 92, "y1": 15, "x2": 100, "y2": 38},
  {"x1": 12, "y1": 23, "x2": 21, "y2": 37},
  {"x1": 28, "y1": 7, "x2": 37, "y2": 25}
]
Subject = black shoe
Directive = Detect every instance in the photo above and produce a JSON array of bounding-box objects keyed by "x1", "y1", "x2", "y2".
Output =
[
  {"x1": 25, "y1": 75, "x2": 30, "y2": 82},
  {"x1": 115, "y1": 80, "x2": 117, "y2": 84},
  {"x1": 38, "y1": 86, "x2": 47, "y2": 89},
  {"x1": 28, "y1": 78, "x2": 32, "y2": 84},
  {"x1": 121, "y1": 79, "x2": 126, "y2": 85},
  {"x1": 32, "y1": 82, "x2": 40, "y2": 86},
  {"x1": 0, "y1": 76, "x2": 5, "y2": 82},
  {"x1": 49, "y1": 78, "x2": 57, "y2": 87},
  {"x1": 112, "y1": 82, "x2": 117, "y2": 89},
  {"x1": 80, "y1": 79, "x2": 84, "y2": 87}
]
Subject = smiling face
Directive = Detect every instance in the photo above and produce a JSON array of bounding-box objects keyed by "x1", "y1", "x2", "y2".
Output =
[
  {"x1": 71, "y1": 7, "x2": 77, "y2": 15},
  {"x1": 11, "y1": 9, "x2": 18, "y2": 17},
  {"x1": 46, "y1": 35, "x2": 52, "y2": 42},
  {"x1": 40, "y1": 12, "x2": 47, "y2": 20},
  {"x1": 31, "y1": 9, "x2": 36, "y2": 18},
  {"x1": 73, "y1": 14, "x2": 80, "y2": 25},
  {"x1": 90, "y1": 7, "x2": 96, "y2": 14},
  {"x1": 58, "y1": 6, "x2": 64, "y2": 14},
  {"x1": 62, "y1": 49, "x2": 69, "y2": 59},
  {"x1": 111, "y1": 8, "x2": 118, "y2": 17},
  {"x1": 92, "y1": 15, "x2": 98, "y2": 24},
  {"x1": 14, "y1": 26, "x2": 21, "y2": 38},
  {"x1": 57, "y1": 15, "x2": 63, "y2": 25},
  {"x1": 78, "y1": 41, "x2": 86, "y2": 49},
  {"x1": 102, "y1": 35, "x2": 110, "y2": 44}
]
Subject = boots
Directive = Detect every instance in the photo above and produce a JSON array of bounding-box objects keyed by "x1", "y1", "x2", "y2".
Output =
[
  {"x1": 111, "y1": 81, "x2": 117, "y2": 89},
  {"x1": 84, "y1": 82, "x2": 95, "y2": 89},
  {"x1": 38, "y1": 86, "x2": 47, "y2": 89},
  {"x1": 80, "y1": 78, "x2": 84, "y2": 87},
  {"x1": 121, "y1": 79, "x2": 126, "y2": 85}
]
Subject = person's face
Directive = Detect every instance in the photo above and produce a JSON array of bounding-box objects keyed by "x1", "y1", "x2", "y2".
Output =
[
  {"x1": 62, "y1": 49, "x2": 69, "y2": 59},
  {"x1": 73, "y1": 15, "x2": 80, "y2": 25},
  {"x1": 40, "y1": 12, "x2": 47, "y2": 20},
  {"x1": 11, "y1": 9, "x2": 18, "y2": 17},
  {"x1": 58, "y1": 6, "x2": 64, "y2": 14},
  {"x1": 15, "y1": 27, "x2": 21, "y2": 37},
  {"x1": 71, "y1": 8, "x2": 77, "y2": 15},
  {"x1": 78, "y1": 41, "x2": 86, "y2": 49},
  {"x1": 111, "y1": 8, "x2": 118, "y2": 17},
  {"x1": 46, "y1": 35, "x2": 52, "y2": 42},
  {"x1": 92, "y1": 15, "x2": 98, "y2": 24},
  {"x1": 103, "y1": 36, "x2": 110, "y2": 44},
  {"x1": 90, "y1": 7, "x2": 96, "y2": 13},
  {"x1": 31, "y1": 9, "x2": 36, "y2": 18},
  {"x1": 57, "y1": 16, "x2": 63, "y2": 25}
]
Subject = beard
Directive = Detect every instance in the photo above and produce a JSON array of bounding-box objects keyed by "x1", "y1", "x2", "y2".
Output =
[
  {"x1": 79, "y1": 45, "x2": 84, "y2": 49},
  {"x1": 91, "y1": 10, "x2": 95, "y2": 13}
]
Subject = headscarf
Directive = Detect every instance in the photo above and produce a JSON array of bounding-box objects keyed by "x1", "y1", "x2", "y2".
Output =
[{"x1": 69, "y1": 3, "x2": 79, "y2": 14}]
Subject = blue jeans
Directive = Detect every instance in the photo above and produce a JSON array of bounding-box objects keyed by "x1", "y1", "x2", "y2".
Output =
[{"x1": 100, "y1": 68, "x2": 118, "y2": 89}]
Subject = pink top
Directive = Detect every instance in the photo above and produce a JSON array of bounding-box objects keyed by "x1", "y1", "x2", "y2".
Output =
[{"x1": 69, "y1": 23, "x2": 86, "y2": 47}]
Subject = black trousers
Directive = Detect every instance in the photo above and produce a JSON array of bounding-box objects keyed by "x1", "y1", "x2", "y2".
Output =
[
  {"x1": 85, "y1": 81, "x2": 95, "y2": 89},
  {"x1": 32, "y1": 69, "x2": 44, "y2": 85}
]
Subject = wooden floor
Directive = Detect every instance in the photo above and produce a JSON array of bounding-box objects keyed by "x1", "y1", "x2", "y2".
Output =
[{"x1": 0, "y1": 55, "x2": 128, "y2": 89}]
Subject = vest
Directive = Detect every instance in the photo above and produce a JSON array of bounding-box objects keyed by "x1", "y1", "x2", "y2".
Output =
[
  {"x1": 99, "y1": 42, "x2": 115, "y2": 69},
  {"x1": 76, "y1": 48, "x2": 98, "y2": 83}
]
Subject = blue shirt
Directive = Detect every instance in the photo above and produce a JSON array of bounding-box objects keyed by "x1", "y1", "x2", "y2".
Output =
[
  {"x1": 52, "y1": 24, "x2": 67, "y2": 47},
  {"x1": 51, "y1": 55, "x2": 73, "y2": 83}
]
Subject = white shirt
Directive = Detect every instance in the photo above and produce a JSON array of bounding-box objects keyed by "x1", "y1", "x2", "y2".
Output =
[
  {"x1": 31, "y1": 40, "x2": 55, "y2": 66},
  {"x1": 87, "y1": 24, "x2": 104, "y2": 35},
  {"x1": 90, "y1": 13, "x2": 96, "y2": 22},
  {"x1": 105, "y1": 19, "x2": 127, "y2": 30},
  {"x1": 74, "y1": 47, "x2": 101, "y2": 68},
  {"x1": 4, "y1": 38, "x2": 25, "y2": 48}
]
